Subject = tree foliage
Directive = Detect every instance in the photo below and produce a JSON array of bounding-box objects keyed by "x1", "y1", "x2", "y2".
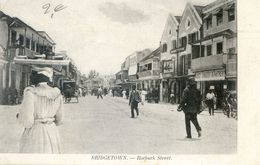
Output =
[{"x1": 88, "y1": 70, "x2": 99, "y2": 79}]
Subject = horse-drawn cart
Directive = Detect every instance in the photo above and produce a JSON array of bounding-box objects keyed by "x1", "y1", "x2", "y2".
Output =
[{"x1": 61, "y1": 80, "x2": 79, "y2": 103}]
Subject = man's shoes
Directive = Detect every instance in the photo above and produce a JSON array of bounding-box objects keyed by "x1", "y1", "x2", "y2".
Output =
[
  {"x1": 186, "y1": 136, "x2": 192, "y2": 139},
  {"x1": 131, "y1": 116, "x2": 135, "y2": 118},
  {"x1": 198, "y1": 130, "x2": 202, "y2": 137}
]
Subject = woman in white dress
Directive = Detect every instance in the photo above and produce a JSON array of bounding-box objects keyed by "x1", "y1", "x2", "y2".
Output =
[{"x1": 17, "y1": 66, "x2": 63, "y2": 153}]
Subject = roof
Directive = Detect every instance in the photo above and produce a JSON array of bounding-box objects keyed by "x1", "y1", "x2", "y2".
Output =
[
  {"x1": 0, "y1": 13, "x2": 55, "y2": 46},
  {"x1": 174, "y1": 16, "x2": 182, "y2": 23},
  {"x1": 139, "y1": 47, "x2": 160, "y2": 62},
  {"x1": 194, "y1": 5, "x2": 204, "y2": 16},
  {"x1": 38, "y1": 31, "x2": 56, "y2": 45}
]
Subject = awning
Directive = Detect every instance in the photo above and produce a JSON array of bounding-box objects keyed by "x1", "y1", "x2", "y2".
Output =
[
  {"x1": 128, "y1": 65, "x2": 137, "y2": 75},
  {"x1": 13, "y1": 57, "x2": 70, "y2": 66}
]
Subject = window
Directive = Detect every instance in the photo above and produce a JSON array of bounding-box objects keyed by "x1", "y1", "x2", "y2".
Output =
[
  {"x1": 228, "y1": 5, "x2": 235, "y2": 22},
  {"x1": 188, "y1": 32, "x2": 198, "y2": 43},
  {"x1": 11, "y1": 30, "x2": 17, "y2": 46},
  {"x1": 162, "y1": 43, "x2": 167, "y2": 53},
  {"x1": 26, "y1": 38, "x2": 30, "y2": 49},
  {"x1": 179, "y1": 37, "x2": 187, "y2": 48},
  {"x1": 169, "y1": 29, "x2": 171, "y2": 35},
  {"x1": 228, "y1": 47, "x2": 236, "y2": 59},
  {"x1": 216, "y1": 42, "x2": 223, "y2": 54},
  {"x1": 147, "y1": 63, "x2": 152, "y2": 70},
  {"x1": 216, "y1": 10, "x2": 223, "y2": 26},
  {"x1": 31, "y1": 41, "x2": 35, "y2": 51},
  {"x1": 187, "y1": 54, "x2": 191, "y2": 70},
  {"x1": 172, "y1": 40, "x2": 177, "y2": 50},
  {"x1": 206, "y1": 45, "x2": 212, "y2": 56},
  {"x1": 19, "y1": 35, "x2": 24, "y2": 46},
  {"x1": 206, "y1": 16, "x2": 212, "y2": 29},
  {"x1": 36, "y1": 43, "x2": 39, "y2": 53}
]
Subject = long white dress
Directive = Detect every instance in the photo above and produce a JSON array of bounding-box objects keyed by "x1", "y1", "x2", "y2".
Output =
[{"x1": 18, "y1": 82, "x2": 63, "y2": 153}]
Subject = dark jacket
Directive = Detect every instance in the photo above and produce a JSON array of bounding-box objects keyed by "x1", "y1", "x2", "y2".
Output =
[
  {"x1": 179, "y1": 86, "x2": 201, "y2": 114},
  {"x1": 129, "y1": 90, "x2": 141, "y2": 105}
]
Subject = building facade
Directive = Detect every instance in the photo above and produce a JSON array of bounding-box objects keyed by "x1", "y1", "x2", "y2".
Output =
[
  {"x1": 159, "y1": 14, "x2": 180, "y2": 103},
  {"x1": 137, "y1": 47, "x2": 161, "y2": 92},
  {"x1": 171, "y1": 3, "x2": 204, "y2": 103},
  {"x1": 191, "y1": 0, "x2": 237, "y2": 108}
]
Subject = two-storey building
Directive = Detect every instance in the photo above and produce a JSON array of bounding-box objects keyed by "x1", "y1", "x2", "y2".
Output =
[
  {"x1": 172, "y1": 3, "x2": 204, "y2": 103},
  {"x1": 137, "y1": 47, "x2": 160, "y2": 91},
  {"x1": 159, "y1": 14, "x2": 180, "y2": 103},
  {"x1": 191, "y1": 0, "x2": 237, "y2": 108}
]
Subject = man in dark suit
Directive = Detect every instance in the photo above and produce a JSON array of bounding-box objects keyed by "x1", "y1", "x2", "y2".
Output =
[
  {"x1": 178, "y1": 78, "x2": 202, "y2": 138},
  {"x1": 129, "y1": 85, "x2": 141, "y2": 118}
]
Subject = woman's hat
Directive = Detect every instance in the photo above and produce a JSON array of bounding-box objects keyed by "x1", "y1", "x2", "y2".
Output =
[{"x1": 32, "y1": 66, "x2": 53, "y2": 82}]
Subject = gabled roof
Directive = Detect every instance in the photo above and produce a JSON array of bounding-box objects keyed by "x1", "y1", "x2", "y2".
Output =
[
  {"x1": 160, "y1": 13, "x2": 180, "y2": 41},
  {"x1": 174, "y1": 16, "x2": 182, "y2": 23},
  {"x1": 179, "y1": 2, "x2": 203, "y2": 28},
  {"x1": 194, "y1": 5, "x2": 204, "y2": 16},
  {"x1": 139, "y1": 47, "x2": 160, "y2": 63}
]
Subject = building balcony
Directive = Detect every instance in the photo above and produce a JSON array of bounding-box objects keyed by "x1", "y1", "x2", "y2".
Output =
[
  {"x1": 137, "y1": 70, "x2": 160, "y2": 80},
  {"x1": 115, "y1": 79, "x2": 122, "y2": 85},
  {"x1": 9, "y1": 46, "x2": 55, "y2": 60},
  {"x1": 191, "y1": 53, "x2": 227, "y2": 72}
]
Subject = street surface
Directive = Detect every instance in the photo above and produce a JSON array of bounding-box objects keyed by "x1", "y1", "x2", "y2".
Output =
[{"x1": 0, "y1": 95, "x2": 237, "y2": 154}]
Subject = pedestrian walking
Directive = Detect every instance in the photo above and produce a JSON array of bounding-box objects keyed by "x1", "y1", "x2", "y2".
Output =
[
  {"x1": 141, "y1": 88, "x2": 147, "y2": 105},
  {"x1": 206, "y1": 89, "x2": 215, "y2": 115},
  {"x1": 97, "y1": 87, "x2": 103, "y2": 99},
  {"x1": 170, "y1": 90, "x2": 175, "y2": 104},
  {"x1": 177, "y1": 78, "x2": 202, "y2": 139},
  {"x1": 17, "y1": 66, "x2": 63, "y2": 153},
  {"x1": 122, "y1": 89, "x2": 126, "y2": 99},
  {"x1": 129, "y1": 85, "x2": 141, "y2": 118}
]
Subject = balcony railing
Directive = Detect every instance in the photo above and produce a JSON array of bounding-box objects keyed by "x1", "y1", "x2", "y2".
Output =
[
  {"x1": 137, "y1": 70, "x2": 160, "y2": 79},
  {"x1": 191, "y1": 53, "x2": 227, "y2": 72},
  {"x1": 9, "y1": 46, "x2": 55, "y2": 59}
]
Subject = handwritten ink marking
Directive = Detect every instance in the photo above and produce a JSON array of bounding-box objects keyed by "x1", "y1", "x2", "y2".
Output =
[
  {"x1": 42, "y1": 3, "x2": 51, "y2": 14},
  {"x1": 54, "y1": 4, "x2": 67, "y2": 12},
  {"x1": 42, "y1": 3, "x2": 67, "y2": 19}
]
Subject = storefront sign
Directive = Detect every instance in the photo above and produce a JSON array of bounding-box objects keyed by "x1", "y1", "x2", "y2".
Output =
[{"x1": 195, "y1": 69, "x2": 225, "y2": 81}]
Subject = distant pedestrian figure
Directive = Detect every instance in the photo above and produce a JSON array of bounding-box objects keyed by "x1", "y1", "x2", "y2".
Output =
[
  {"x1": 170, "y1": 90, "x2": 175, "y2": 104},
  {"x1": 17, "y1": 66, "x2": 63, "y2": 153},
  {"x1": 129, "y1": 85, "x2": 141, "y2": 118},
  {"x1": 122, "y1": 89, "x2": 126, "y2": 99},
  {"x1": 97, "y1": 87, "x2": 103, "y2": 99},
  {"x1": 141, "y1": 88, "x2": 147, "y2": 105},
  {"x1": 178, "y1": 78, "x2": 202, "y2": 139},
  {"x1": 206, "y1": 89, "x2": 215, "y2": 115}
]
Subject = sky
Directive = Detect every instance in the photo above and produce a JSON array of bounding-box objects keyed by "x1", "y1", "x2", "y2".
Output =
[{"x1": 0, "y1": 0, "x2": 215, "y2": 75}]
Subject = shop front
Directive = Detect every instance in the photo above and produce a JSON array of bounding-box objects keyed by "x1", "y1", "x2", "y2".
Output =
[{"x1": 195, "y1": 69, "x2": 225, "y2": 109}]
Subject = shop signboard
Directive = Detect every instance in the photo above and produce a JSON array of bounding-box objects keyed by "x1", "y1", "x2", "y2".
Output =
[{"x1": 195, "y1": 69, "x2": 225, "y2": 81}]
